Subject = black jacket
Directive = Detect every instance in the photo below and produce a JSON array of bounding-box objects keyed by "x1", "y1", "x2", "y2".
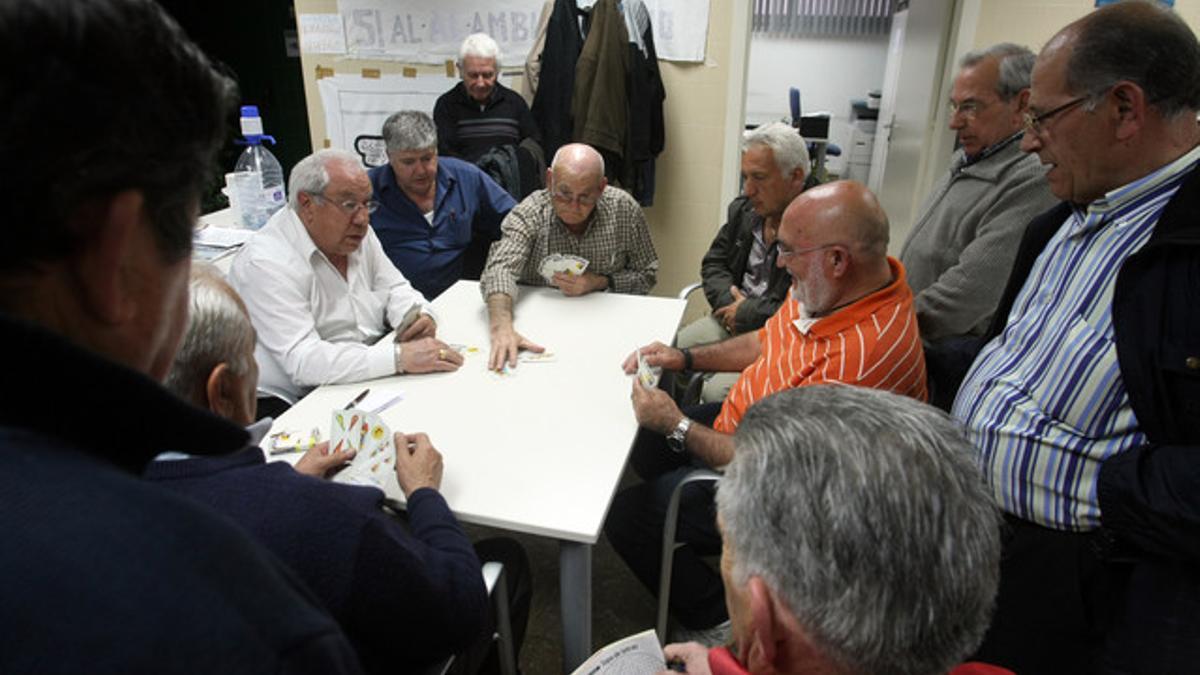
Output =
[
  {"x1": 980, "y1": 166, "x2": 1200, "y2": 669},
  {"x1": 700, "y1": 196, "x2": 792, "y2": 334},
  {"x1": 530, "y1": 0, "x2": 584, "y2": 161}
]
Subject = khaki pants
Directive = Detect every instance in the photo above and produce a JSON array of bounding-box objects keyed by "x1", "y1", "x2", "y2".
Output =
[{"x1": 674, "y1": 315, "x2": 740, "y2": 404}]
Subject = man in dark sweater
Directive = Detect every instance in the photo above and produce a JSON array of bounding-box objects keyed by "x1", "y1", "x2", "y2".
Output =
[
  {"x1": 148, "y1": 269, "x2": 529, "y2": 674},
  {"x1": 0, "y1": 1, "x2": 361, "y2": 672},
  {"x1": 434, "y1": 32, "x2": 542, "y2": 163}
]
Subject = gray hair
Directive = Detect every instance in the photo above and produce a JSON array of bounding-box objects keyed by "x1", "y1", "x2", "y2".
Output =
[
  {"x1": 1064, "y1": 0, "x2": 1200, "y2": 118},
  {"x1": 381, "y1": 109, "x2": 438, "y2": 154},
  {"x1": 960, "y1": 43, "x2": 1035, "y2": 101},
  {"x1": 719, "y1": 385, "x2": 1001, "y2": 675},
  {"x1": 164, "y1": 264, "x2": 255, "y2": 407},
  {"x1": 287, "y1": 149, "x2": 361, "y2": 211},
  {"x1": 742, "y1": 122, "x2": 810, "y2": 181},
  {"x1": 459, "y1": 32, "x2": 501, "y2": 68}
]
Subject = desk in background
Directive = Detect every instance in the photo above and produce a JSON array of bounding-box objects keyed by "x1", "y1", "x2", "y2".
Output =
[{"x1": 269, "y1": 280, "x2": 686, "y2": 671}]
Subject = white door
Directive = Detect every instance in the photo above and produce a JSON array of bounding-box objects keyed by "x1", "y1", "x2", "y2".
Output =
[{"x1": 867, "y1": 0, "x2": 955, "y2": 249}]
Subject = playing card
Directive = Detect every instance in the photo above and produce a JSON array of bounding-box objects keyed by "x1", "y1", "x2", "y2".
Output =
[
  {"x1": 539, "y1": 253, "x2": 589, "y2": 282},
  {"x1": 335, "y1": 410, "x2": 395, "y2": 489},
  {"x1": 637, "y1": 349, "x2": 661, "y2": 389},
  {"x1": 330, "y1": 410, "x2": 365, "y2": 456},
  {"x1": 519, "y1": 351, "x2": 557, "y2": 363},
  {"x1": 269, "y1": 427, "x2": 321, "y2": 455},
  {"x1": 449, "y1": 343, "x2": 482, "y2": 356}
]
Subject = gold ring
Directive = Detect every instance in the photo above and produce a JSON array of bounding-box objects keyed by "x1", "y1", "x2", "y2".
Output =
[{"x1": 438, "y1": 349, "x2": 447, "y2": 361}]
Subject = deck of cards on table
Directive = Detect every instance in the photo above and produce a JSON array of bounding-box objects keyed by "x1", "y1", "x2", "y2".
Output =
[{"x1": 539, "y1": 253, "x2": 589, "y2": 283}]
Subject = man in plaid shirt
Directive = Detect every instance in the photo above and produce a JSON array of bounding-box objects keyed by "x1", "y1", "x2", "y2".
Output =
[{"x1": 480, "y1": 143, "x2": 658, "y2": 370}]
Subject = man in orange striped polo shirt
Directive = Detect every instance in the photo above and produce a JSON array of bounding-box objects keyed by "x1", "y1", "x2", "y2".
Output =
[{"x1": 606, "y1": 180, "x2": 927, "y2": 641}]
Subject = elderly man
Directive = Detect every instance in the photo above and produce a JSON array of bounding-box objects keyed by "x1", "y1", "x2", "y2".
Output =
[
  {"x1": 677, "y1": 122, "x2": 812, "y2": 403},
  {"x1": 0, "y1": 0, "x2": 361, "y2": 671},
  {"x1": 434, "y1": 32, "x2": 541, "y2": 163},
  {"x1": 660, "y1": 385, "x2": 1002, "y2": 675},
  {"x1": 231, "y1": 149, "x2": 463, "y2": 415},
  {"x1": 900, "y1": 43, "x2": 1056, "y2": 345},
  {"x1": 482, "y1": 143, "x2": 659, "y2": 370},
  {"x1": 369, "y1": 110, "x2": 516, "y2": 299},
  {"x1": 949, "y1": 3, "x2": 1200, "y2": 672},
  {"x1": 607, "y1": 181, "x2": 926, "y2": 640},
  {"x1": 149, "y1": 269, "x2": 531, "y2": 675}
]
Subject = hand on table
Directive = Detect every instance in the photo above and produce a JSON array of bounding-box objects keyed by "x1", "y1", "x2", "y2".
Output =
[
  {"x1": 553, "y1": 271, "x2": 605, "y2": 296},
  {"x1": 393, "y1": 432, "x2": 443, "y2": 496},
  {"x1": 488, "y1": 326, "x2": 545, "y2": 371},
  {"x1": 631, "y1": 378, "x2": 684, "y2": 435},
  {"x1": 400, "y1": 337, "x2": 463, "y2": 374},
  {"x1": 712, "y1": 286, "x2": 745, "y2": 333},
  {"x1": 294, "y1": 441, "x2": 355, "y2": 479},
  {"x1": 621, "y1": 341, "x2": 684, "y2": 374},
  {"x1": 659, "y1": 642, "x2": 712, "y2": 675},
  {"x1": 398, "y1": 313, "x2": 437, "y2": 342}
]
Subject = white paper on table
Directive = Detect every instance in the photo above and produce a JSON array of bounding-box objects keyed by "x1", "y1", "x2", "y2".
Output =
[
  {"x1": 358, "y1": 387, "x2": 406, "y2": 414},
  {"x1": 194, "y1": 226, "x2": 253, "y2": 248}
]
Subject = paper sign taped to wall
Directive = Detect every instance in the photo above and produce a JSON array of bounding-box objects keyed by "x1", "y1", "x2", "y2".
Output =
[
  {"x1": 298, "y1": 13, "x2": 348, "y2": 55},
  {"x1": 318, "y1": 73, "x2": 450, "y2": 161}
]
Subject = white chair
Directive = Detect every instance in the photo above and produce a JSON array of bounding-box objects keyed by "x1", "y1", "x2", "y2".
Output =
[
  {"x1": 421, "y1": 561, "x2": 517, "y2": 675},
  {"x1": 655, "y1": 468, "x2": 722, "y2": 642}
]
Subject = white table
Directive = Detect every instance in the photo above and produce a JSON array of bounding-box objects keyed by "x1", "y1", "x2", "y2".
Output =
[{"x1": 269, "y1": 280, "x2": 685, "y2": 670}]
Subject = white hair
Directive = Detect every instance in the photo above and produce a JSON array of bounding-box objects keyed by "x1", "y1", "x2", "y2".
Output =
[
  {"x1": 381, "y1": 110, "x2": 437, "y2": 155},
  {"x1": 459, "y1": 32, "x2": 501, "y2": 68},
  {"x1": 164, "y1": 264, "x2": 255, "y2": 407},
  {"x1": 287, "y1": 149, "x2": 362, "y2": 211},
  {"x1": 719, "y1": 385, "x2": 1001, "y2": 675},
  {"x1": 742, "y1": 121, "x2": 810, "y2": 180}
]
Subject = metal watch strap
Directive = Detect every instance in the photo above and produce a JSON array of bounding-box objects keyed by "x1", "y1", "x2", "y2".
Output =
[
  {"x1": 667, "y1": 416, "x2": 692, "y2": 453},
  {"x1": 394, "y1": 342, "x2": 404, "y2": 374}
]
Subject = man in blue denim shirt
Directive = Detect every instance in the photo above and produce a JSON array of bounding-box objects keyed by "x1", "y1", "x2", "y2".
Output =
[{"x1": 369, "y1": 110, "x2": 515, "y2": 299}]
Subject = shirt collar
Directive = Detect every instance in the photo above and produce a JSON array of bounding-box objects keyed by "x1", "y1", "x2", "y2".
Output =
[
  {"x1": 960, "y1": 129, "x2": 1024, "y2": 168},
  {"x1": 1069, "y1": 143, "x2": 1200, "y2": 236}
]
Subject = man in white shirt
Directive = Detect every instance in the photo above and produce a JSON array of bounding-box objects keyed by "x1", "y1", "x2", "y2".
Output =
[{"x1": 230, "y1": 149, "x2": 463, "y2": 414}]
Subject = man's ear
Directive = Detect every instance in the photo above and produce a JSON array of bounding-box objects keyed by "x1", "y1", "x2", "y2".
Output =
[
  {"x1": 1111, "y1": 81, "x2": 1146, "y2": 142},
  {"x1": 71, "y1": 189, "x2": 144, "y2": 326},
  {"x1": 205, "y1": 362, "x2": 237, "y2": 419},
  {"x1": 743, "y1": 576, "x2": 780, "y2": 672},
  {"x1": 1014, "y1": 88, "x2": 1031, "y2": 114}
]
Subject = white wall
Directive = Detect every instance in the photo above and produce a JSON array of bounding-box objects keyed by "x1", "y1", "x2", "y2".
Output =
[{"x1": 744, "y1": 34, "x2": 889, "y2": 174}]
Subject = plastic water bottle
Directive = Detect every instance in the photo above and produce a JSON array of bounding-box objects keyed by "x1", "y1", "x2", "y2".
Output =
[{"x1": 233, "y1": 105, "x2": 285, "y2": 229}]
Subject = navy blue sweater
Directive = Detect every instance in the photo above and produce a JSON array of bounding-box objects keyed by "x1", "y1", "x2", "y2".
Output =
[
  {"x1": 145, "y1": 448, "x2": 488, "y2": 674},
  {"x1": 0, "y1": 314, "x2": 362, "y2": 674}
]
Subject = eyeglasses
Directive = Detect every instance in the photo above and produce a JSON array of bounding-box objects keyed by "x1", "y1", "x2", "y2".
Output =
[
  {"x1": 1023, "y1": 95, "x2": 1090, "y2": 134},
  {"x1": 311, "y1": 192, "x2": 380, "y2": 215},
  {"x1": 777, "y1": 242, "x2": 841, "y2": 259},
  {"x1": 551, "y1": 188, "x2": 599, "y2": 208},
  {"x1": 948, "y1": 98, "x2": 989, "y2": 119}
]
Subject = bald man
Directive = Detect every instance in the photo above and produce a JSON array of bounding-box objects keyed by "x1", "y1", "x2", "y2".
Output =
[
  {"x1": 608, "y1": 181, "x2": 927, "y2": 640},
  {"x1": 480, "y1": 143, "x2": 658, "y2": 369}
]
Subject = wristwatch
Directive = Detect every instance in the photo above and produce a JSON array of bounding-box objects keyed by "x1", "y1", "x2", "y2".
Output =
[{"x1": 666, "y1": 416, "x2": 692, "y2": 453}]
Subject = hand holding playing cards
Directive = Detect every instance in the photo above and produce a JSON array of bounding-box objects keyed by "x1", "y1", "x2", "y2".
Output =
[
  {"x1": 489, "y1": 325, "x2": 545, "y2": 371},
  {"x1": 294, "y1": 441, "x2": 354, "y2": 479},
  {"x1": 398, "y1": 313, "x2": 436, "y2": 342},
  {"x1": 631, "y1": 378, "x2": 683, "y2": 435},
  {"x1": 393, "y1": 432, "x2": 443, "y2": 496},
  {"x1": 622, "y1": 341, "x2": 684, "y2": 374},
  {"x1": 400, "y1": 337, "x2": 464, "y2": 373},
  {"x1": 552, "y1": 270, "x2": 605, "y2": 296}
]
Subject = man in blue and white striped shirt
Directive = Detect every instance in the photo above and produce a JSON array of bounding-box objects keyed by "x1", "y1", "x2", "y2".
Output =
[{"x1": 952, "y1": 2, "x2": 1200, "y2": 672}]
